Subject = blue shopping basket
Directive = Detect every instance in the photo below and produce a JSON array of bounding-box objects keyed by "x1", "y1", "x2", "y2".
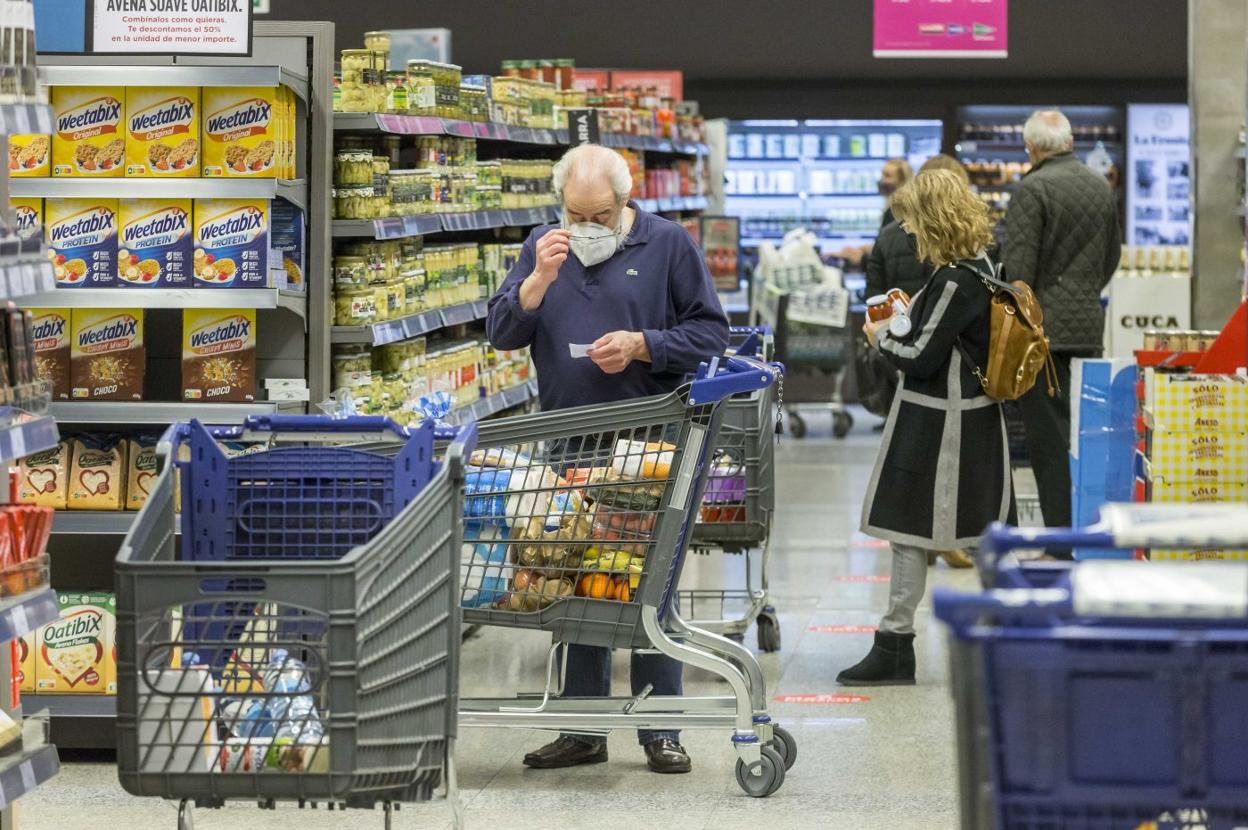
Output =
[{"x1": 935, "y1": 503, "x2": 1248, "y2": 830}]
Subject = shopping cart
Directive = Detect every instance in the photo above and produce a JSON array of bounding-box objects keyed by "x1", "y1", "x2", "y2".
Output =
[
  {"x1": 753, "y1": 279, "x2": 853, "y2": 439},
  {"x1": 114, "y1": 415, "x2": 476, "y2": 830},
  {"x1": 934, "y1": 503, "x2": 1248, "y2": 830},
  {"x1": 679, "y1": 327, "x2": 783, "y2": 652},
  {"x1": 452, "y1": 354, "x2": 796, "y2": 797}
]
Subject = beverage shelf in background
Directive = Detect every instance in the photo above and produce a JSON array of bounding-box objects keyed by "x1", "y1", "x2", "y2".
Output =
[
  {"x1": 12, "y1": 178, "x2": 309, "y2": 211},
  {"x1": 40, "y1": 64, "x2": 309, "y2": 100},
  {"x1": 331, "y1": 299, "x2": 491, "y2": 346}
]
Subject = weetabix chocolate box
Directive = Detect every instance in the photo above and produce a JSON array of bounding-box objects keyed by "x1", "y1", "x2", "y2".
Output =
[
  {"x1": 182, "y1": 309, "x2": 256, "y2": 402},
  {"x1": 70, "y1": 309, "x2": 144, "y2": 401}
]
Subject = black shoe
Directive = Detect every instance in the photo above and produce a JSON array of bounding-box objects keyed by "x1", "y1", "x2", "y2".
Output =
[
  {"x1": 836, "y1": 631, "x2": 916, "y2": 686},
  {"x1": 522, "y1": 736, "x2": 608, "y2": 769},
  {"x1": 643, "y1": 739, "x2": 692, "y2": 774}
]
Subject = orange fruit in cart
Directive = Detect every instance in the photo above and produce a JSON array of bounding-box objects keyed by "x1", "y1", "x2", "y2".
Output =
[
  {"x1": 617, "y1": 579, "x2": 631, "y2": 603},
  {"x1": 578, "y1": 572, "x2": 611, "y2": 599}
]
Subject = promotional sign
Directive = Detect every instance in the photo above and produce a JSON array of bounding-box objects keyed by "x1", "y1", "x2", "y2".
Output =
[
  {"x1": 38, "y1": 1, "x2": 253, "y2": 55},
  {"x1": 565, "y1": 109, "x2": 600, "y2": 146},
  {"x1": 571, "y1": 69, "x2": 611, "y2": 93},
  {"x1": 874, "y1": 0, "x2": 1008, "y2": 58},
  {"x1": 1126, "y1": 104, "x2": 1191, "y2": 247}
]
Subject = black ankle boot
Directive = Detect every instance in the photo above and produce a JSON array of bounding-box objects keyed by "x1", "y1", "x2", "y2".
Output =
[{"x1": 836, "y1": 631, "x2": 916, "y2": 686}]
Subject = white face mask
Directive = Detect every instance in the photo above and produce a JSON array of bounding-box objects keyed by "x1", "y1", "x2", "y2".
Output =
[{"x1": 564, "y1": 218, "x2": 624, "y2": 267}]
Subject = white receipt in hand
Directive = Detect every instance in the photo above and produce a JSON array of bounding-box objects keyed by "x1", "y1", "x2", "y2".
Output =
[{"x1": 569, "y1": 343, "x2": 593, "y2": 358}]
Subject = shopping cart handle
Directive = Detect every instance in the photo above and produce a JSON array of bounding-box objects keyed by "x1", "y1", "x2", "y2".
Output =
[
  {"x1": 689, "y1": 354, "x2": 783, "y2": 405},
  {"x1": 979, "y1": 522, "x2": 1116, "y2": 556},
  {"x1": 932, "y1": 584, "x2": 1074, "y2": 633},
  {"x1": 729, "y1": 325, "x2": 773, "y2": 335}
]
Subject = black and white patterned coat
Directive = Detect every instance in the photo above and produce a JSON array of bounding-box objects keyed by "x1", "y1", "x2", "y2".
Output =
[{"x1": 860, "y1": 255, "x2": 1017, "y2": 549}]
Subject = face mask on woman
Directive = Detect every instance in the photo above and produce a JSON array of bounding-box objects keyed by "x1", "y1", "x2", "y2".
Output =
[{"x1": 564, "y1": 218, "x2": 624, "y2": 267}]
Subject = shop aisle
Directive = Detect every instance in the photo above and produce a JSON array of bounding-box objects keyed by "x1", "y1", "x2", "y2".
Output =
[{"x1": 22, "y1": 415, "x2": 981, "y2": 830}]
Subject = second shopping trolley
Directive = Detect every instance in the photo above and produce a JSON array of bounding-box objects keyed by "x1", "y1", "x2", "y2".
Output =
[
  {"x1": 114, "y1": 415, "x2": 475, "y2": 830},
  {"x1": 680, "y1": 327, "x2": 783, "y2": 651},
  {"x1": 453, "y1": 355, "x2": 796, "y2": 797}
]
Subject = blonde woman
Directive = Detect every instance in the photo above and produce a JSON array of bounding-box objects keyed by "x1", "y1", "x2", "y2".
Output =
[{"x1": 838, "y1": 169, "x2": 1015, "y2": 686}]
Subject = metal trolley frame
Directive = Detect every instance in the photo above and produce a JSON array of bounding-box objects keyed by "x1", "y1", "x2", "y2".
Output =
[
  {"x1": 451, "y1": 356, "x2": 796, "y2": 797},
  {"x1": 115, "y1": 416, "x2": 476, "y2": 830},
  {"x1": 935, "y1": 503, "x2": 1248, "y2": 830},
  {"x1": 680, "y1": 328, "x2": 782, "y2": 651}
]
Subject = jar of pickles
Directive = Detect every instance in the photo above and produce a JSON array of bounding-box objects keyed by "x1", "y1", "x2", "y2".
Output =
[
  {"x1": 460, "y1": 83, "x2": 488, "y2": 122},
  {"x1": 364, "y1": 30, "x2": 391, "y2": 63},
  {"x1": 334, "y1": 185, "x2": 377, "y2": 220},
  {"x1": 334, "y1": 148, "x2": 373, "y2": 186},
  {"x1": 406, "y1": 62, "x2": 436, "y2": 115},
  {"x1": 404, "y1": 268, "x2": 426, "y2": 314},
  {"x1": 333, "y1": 347, "x2": 373, "y2": 389},
  {"x1": 371, "y1": 156, "x2": 391, "y2": 216},
  {"x1": 385, "y1": 72, "x2": 408, "y2": 114},
  {"x1": 335, "y1": 286, "x2": 379, "y2": 326},
  {"x1": 333, "y1": 255, "x2": 370, "y2": 287},
  {"x1": 451, "y1": 169, "x2": 477, "y2": 213},
  {"x1": 340, "y1": 49, "x2": 385, "y2": 113},
  {"x1": 390, "y1": 169, "x2": 433, "y2": 215}
]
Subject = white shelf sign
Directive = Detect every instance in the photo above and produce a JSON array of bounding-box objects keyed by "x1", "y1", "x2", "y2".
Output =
[{"x1": 93, "y1": 0, "x2": 253, "y2": 55}]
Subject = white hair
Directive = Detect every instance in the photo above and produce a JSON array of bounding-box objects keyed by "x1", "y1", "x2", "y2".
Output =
[
  {"x1": 552, "y1": 144, "x2": 632, "y2": 203},
  {"x1": 1023, "y1": 110, "x2": 1074, "y2": 153}
]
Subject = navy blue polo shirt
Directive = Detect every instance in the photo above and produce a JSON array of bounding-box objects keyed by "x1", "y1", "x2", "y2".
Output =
[{"x1": 486, "y1": 202, "x2": 729, "y2": 412}]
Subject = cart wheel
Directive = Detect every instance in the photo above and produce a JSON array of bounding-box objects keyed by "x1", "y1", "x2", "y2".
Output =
[
  {"x1": 735, "y1": 745, "x2": 786, "y2": 797},
  {"x1": 756, "y1": 607, "x2": 782, "y2": 653},
  {"x1": 787, "y1": 412, "x2": 807, "y2": 439},
  {"x1": 833, "y1": 411, "x2": 853, "y2": 439},
  {"x1": 177, "y1": 800, "x2": 196, "y2": 830},
  {"x1": 769, "y1": 725, "x2": 797, "y2": 771},
  {"x1": 726, "y1": 631, "x2": 746, "y2": 645},
  {"x1": 384, "y1": 802, "x2": 394, "y2": 830}
]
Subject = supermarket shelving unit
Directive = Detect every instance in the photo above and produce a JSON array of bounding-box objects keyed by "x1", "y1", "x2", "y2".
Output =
[
  {"x1": 0, "y1": 91, "x2": 67, "y2": 824},
  {"x1": 27, "y1": 20, "x2": 336, "y2": 749}
]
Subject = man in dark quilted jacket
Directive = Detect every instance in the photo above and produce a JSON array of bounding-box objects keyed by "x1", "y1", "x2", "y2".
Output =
[{"x1": 1003, "y1": 109, "x2": 1121, "y2": 558}]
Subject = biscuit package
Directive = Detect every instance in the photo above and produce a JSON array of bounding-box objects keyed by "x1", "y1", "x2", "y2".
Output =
[
  {"x1": 202, "y1": 87, "x2": 279, "y2": 178},
  {"x1": 68, "y1": 434, "x2": 127, "y2": 511},
  {"x1": 193, "y1": 199, "x2": 270, "y2": 287},
  {"x1": 36, "y1": 592, "x2": 112, "y2": 694},
  {"x1": 18, "y1": 440, "x2": 70, "y2": 509},
  {"x1": 45, "y1": 198, "x2": 118, "y2": 287},
  {"x1": 17, "y1": 634, "x2": 35, "y2": 694},
  {"x1": 127, "y1": 434, "x2": 159, "y2": 511},
  {"x1": 70, "y1": 308, "x2": 145, "y2": 401},
  {"x1": 29, "y1": 307, "x2": 71, "y2": 399},
  {"x1": 126, "y1": 87, "x2": 200, "y2": 177},
  {"x1": 51, "y1": 87, "x2": 126, "y2": 177},
  {"x1": 182, "y1": 309, "x2": 257, "y2": 402},
  {"x1": 12, "y1": 197, "x2": 42, "y2": 241},
  {"x1": 119, "y1": 199, "x2": 194, "y2": 288},
  {"x1": 9, "y1": 134, "x2": 50, "y2": 176}
]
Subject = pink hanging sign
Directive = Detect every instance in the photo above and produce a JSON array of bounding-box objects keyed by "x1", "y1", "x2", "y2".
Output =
[{"x1": 874, "y1": 0, "x2": 1008, "y2": 58}]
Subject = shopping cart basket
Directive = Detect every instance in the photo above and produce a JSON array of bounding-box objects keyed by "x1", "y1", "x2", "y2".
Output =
[
  {"x1": 934, "y1": 502, "x2": 1248, "y2": 830},
  {"x1": 680, "y1": 327, "x2": 783, "y2": 651},
  {"x1": 115, "y1": 415, "x2": 476, "y2": 830},
  {"x1": 451, "y1": 354, "x2": 796, "y2": 797}
]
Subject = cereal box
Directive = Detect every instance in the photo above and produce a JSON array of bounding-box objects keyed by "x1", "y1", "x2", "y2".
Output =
[
  {"x1": 51, "y1": 87, "x2": 126, "y2": 177},
  {"x1": 12, "y1": 197, "x2": 42, "y2": 241},
  {"x1": 103, "y1": 594, "x2": 117, "y2": 695},
  {"x1": 118, "y1": 199, "x2": 193, "y2": 288},
  {"x1": 18, "y1": 441, "x2": 70, "y2": 509},
  {"x1": 182, "y1": 309, "x2": 257, "y2": 402},
  {"x1": 127, "y1": 435, "x2": 159, "y2": 510},
  {"x1": 9, "y1": 134, "x2": 50, "y2": 177},
  {"x1": 29, "y1": 307, "x2": 70, "y2": 399},
  {"x1": 193, "y1": 199, "x2": 269, "y2": 287},
  {"x1": 70, "y1": 308, "x2": 145, "y2": 401},
  {"x1": 126, "y1": 87, "x2": 200, "y2": 177},
  {"x1": 202, "y1": 87, "x2": 278, "y2": 178},
  {"x1": 68, "y1": 434, "x2": 127, "y2": 511},
  {"x1": 17, "y1": 633, "x2": 35, "y2": 694},
  {"x1": 36, "y1": 592, "x2": 111, "y2": 693},
  {"x1": 45, "y1": 198, "x2": 118, "y2": 287}
]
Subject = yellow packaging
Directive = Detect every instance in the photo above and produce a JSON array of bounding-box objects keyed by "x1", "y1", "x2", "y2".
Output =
[
  {"x1": 36, "y1": 592, "x2": 112, "y2": 694},
  {"x1": 17, "y1": 633, "x2": 36, "y2": 694},
  {"x1": 51, "y1": 87, "x2": 126, "y2": 177},
  {"x1": 11, "y1": 197, "x2": 42, "y2": 242},
  {"x1": 9, "y1": 134, "x2": 50, "y2": 176},
  {"x1": 127, "y1": 436, "x2": 159, "y2": 511},
  {"x1": 202, "y1": 87, "x2": 279, "y2": 177},
  {"x1": 18, "y1": 440, "x2": 70, "y2": 509},
  {"x1": 68, "y1": 435, "x2": 128, "y2": 511},
  {"x1": 103, "y1": 594, "x2": 117, "y2": 695},
  {"x1": 1151, "y1": 549, "x2": 1248, "y2": 562},
  {"x1": 1149, "y1": 373, "x2": 1248, "y2": 432},
  {"x1": 125, "y1": 87, "x2": 200, "y2": 177},
  {"x1": 1148, "y1": 430, "x2": 1248, "y2": 484}
]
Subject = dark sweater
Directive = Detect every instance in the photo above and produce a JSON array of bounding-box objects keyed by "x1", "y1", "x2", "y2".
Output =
[
  {"x1": 486, "y1": 203, "x2": 730, "y2": 412},
  {"x1": 866, "y1": 220, "x2": 931, "y2": 299}
]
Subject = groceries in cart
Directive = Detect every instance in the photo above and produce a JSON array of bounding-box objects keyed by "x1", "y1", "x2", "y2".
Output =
[
  {"x1": 460, "y1": 435, "x2": 677, "y2": 613},
  {"x1": 865, "y1": 287, "x2": 912, "y2": 337},
  {"x1": 700, "y1": 452, "x2": 746, "y2": 524}
]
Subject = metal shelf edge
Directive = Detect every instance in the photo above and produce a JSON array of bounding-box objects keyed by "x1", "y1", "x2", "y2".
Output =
[
  {"x1": 329, "y1": 299, "x2": 490, "y2": 346},
  {"x1": 49, "y1": 401, "x2": 292, "y2": 426},
  {"x1": 22, "y1": 288, "x2": 305, "y2": 314},
  {"x1": 0, "y1": 588, "x2": 58, "y2": 642},
  {"x1": 0, "y1": 416, "x2": 60, "y2": 466},
  {"x1": 0, "y1": 742, "x2": 59, "y2": 808},
  {"x1": 26, "y1": 694, "x2": 117, "y2": 718},
  {"x1": 11, "y1": 178, "x2": 307, "y2": 205}
]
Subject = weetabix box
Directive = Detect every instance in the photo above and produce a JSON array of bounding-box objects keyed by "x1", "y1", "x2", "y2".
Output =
[
  {"x1": 45, "y1": 198, "x2": 118, "y2": 287},
  {"x1": 181, "y1": 309, "x2": 257, "y2": 402},
  {"x1": 193, "y1": 199, "x2": 269, "y2": 287},
  {"x1": 9, "y1": 134, "x2": 50, "y2": 177},
  {"x1": 119, "y1": 199, "x2": 194, "y2": 288},
  {"x1": 51, "y1": 87, "x2": 126, "y2": 177},
  {"x1": 202, "y1": 88, "x2": 278, "y2": 178},
  {"x1": 29, "y1": 307, "x2": 70, "y2": 399},
  {"x1": 70, "y1": 308, "x2": 145, "y2": 401},
  {"x1": 12, "y1": 197, "x2": 42, "y2": 241},
  {"x1": 125, "y1": 87, "x2": 200, "y2": 177}
]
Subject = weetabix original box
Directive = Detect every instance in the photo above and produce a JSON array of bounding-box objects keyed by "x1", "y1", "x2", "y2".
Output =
[
  {"x1": 51, "y1": 87, "x2": 126, "y2": 177},
  {"x1": 125, "y1": 87, "x2": 200, "y2": 177}
]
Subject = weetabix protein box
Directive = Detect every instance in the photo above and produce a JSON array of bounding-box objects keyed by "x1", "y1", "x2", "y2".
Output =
[
  {"x1": 119, "y1": 199, "x2": 194, "y2": 288},
  {"x1": 45, "y1": 198, "x2": 118, "y2": 287},
  {"x1": 193, "y1": 199, "x2": 269, "y2": 287}
]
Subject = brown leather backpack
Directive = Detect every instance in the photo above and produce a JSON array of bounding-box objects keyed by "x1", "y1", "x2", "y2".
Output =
[{"x1": 955, "y1": 265, "x2": 1059, "y2": 401}]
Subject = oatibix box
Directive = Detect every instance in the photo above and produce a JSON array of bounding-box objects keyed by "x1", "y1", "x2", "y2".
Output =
[
  {"x1": 119, "y1": 200, "x2": 193, "y2": 287},
  {"x1": 193, "y1": 199, "x2": 269, "y2": 287},
  {"x1": 45, "y1": 198, "x2": 118, "y2": 287}
]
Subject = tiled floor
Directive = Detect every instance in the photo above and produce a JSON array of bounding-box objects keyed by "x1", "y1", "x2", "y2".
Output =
[{"x1": 22, "y1": 409, "x2": 987, "y2": 830}]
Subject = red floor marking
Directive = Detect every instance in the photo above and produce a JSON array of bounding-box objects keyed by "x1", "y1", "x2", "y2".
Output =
[
  {"x1": 808, "y1": 624, "x2": 878, "y2": 634},
  {"x1": 774, "y1": 693, "x2": 871, "y2": 705},
  {"x1": 849, "y1": 539, "x2": 890, "y2": 548},
  {"x1": 831, "y1": 575, "x2": 890, "y2": 583}
]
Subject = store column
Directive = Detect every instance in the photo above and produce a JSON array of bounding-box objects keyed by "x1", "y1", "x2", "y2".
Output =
[{"x1": 1189, "y1": 0, "x2": 1248, "y2": 327}]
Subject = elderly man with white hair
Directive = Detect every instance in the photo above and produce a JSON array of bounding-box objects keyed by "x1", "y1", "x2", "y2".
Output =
[
  {"x1": 1003, "y1": 109, "x2": 1121, "y2": 558},
  {"x1": 487, "y1": 143, "x2": 729, "y2": 773}
]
